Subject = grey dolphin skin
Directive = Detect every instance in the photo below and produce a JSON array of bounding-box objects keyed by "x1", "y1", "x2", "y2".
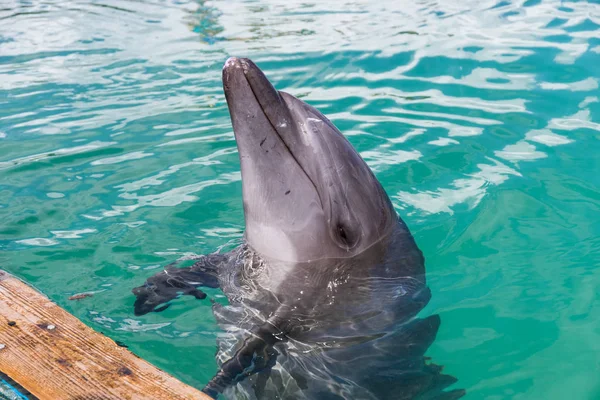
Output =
[{"x1": 132, "y1": 57, "x2": 464, "y2": 400}]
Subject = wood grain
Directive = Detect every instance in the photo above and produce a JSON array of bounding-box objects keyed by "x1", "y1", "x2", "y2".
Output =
[{"x1": 0, "y1": 270, "x2": 211, "y2": 400}]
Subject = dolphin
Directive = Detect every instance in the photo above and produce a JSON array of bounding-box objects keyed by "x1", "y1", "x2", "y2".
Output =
[{"x1": 132, "y1": 57, "x2": 464, "y2": 400}]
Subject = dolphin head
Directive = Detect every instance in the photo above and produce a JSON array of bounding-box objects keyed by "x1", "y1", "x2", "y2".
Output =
[{"x1": 223, "y1": 57, "x2": 398, "y2": 263}]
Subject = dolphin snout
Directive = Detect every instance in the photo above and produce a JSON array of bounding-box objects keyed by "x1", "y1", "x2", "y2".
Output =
[
  {"x1": 223, "y1": 56, "x2": 253, "y2": 75},
  {"x1": 223, "y1": 56, "x2": 240, "y2": 71}
]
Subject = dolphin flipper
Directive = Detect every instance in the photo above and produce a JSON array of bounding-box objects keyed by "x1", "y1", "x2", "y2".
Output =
[
  {"x1": 202, "y1": 322, "x2": 281, "y2": 398},
  {"x1": 319, "y1": 315, "x2": 465, "y2": 400},
  {"x1": 132, "y1": 253, "x2": 227, "y2": 316}
]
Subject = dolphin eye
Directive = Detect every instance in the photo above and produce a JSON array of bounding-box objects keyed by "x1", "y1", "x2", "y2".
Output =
[
  {"x1": 336, "y1": 224, "x2": 357, "y2": 249},
  {"x1": 338, "y1": 225, "x2": 348, "y2": 242}
]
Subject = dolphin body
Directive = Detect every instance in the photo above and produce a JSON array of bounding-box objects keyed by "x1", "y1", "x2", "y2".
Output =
[{"x1": 132, "y1": 57, "x2": 464, "y2": 400}]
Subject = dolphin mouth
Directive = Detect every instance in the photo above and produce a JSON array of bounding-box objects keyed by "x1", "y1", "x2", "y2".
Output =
[
  {"x1": 223, "y1": 57, "x2": 290, "y2": 134},
  {"x1": 222, "y1": 57, "x2": 321, "y2": 205}
]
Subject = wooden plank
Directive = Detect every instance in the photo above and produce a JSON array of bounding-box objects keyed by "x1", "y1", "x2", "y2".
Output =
[{"x1": 0, "y1": 270, "x2": 211, "y2": 400}]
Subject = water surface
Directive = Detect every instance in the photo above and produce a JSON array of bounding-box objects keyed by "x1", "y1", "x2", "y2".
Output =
[{"x1": 1, "y1": 0, "x2": 599, "y2": 398}]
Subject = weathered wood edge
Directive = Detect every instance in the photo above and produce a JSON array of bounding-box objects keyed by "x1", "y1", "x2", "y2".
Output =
[{"x1": 0, "y1": 270, "x2": 212, "y2": 400}]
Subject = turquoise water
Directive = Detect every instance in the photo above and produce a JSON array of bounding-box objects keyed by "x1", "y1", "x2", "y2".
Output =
[{"x1": 1, "y1": 0, "x2": 599, "y2": 398}]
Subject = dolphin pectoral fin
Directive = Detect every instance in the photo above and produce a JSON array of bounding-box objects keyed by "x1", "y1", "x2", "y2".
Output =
[
  {"x1": 319, "y1": 315, "x2": 464, "y2": 399},
  {"x1": 132, "y1": 271, "x2": 209, "y2": 316},
  {"x1": 378, "y1": 315, "x2": 465, "y2": 399},
  {"x1": 202, "y1": 325, "x2": 281, "y2": 398},
  {"x1": 131, "y1": 253, "x2": 226, "y2": 316},
  {"x1": 251, "y1": 350, "x2": 278, "y2": 398}
]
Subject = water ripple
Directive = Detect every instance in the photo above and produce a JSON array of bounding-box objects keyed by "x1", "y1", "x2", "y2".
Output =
[{"x1": 1, "y1": 0, "x2": 599, "y2": 397}]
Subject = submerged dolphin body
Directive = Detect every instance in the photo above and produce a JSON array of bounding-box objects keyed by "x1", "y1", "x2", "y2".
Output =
[{"x1": 132, "y1": 58, "x2": 464, "y2": 400}]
